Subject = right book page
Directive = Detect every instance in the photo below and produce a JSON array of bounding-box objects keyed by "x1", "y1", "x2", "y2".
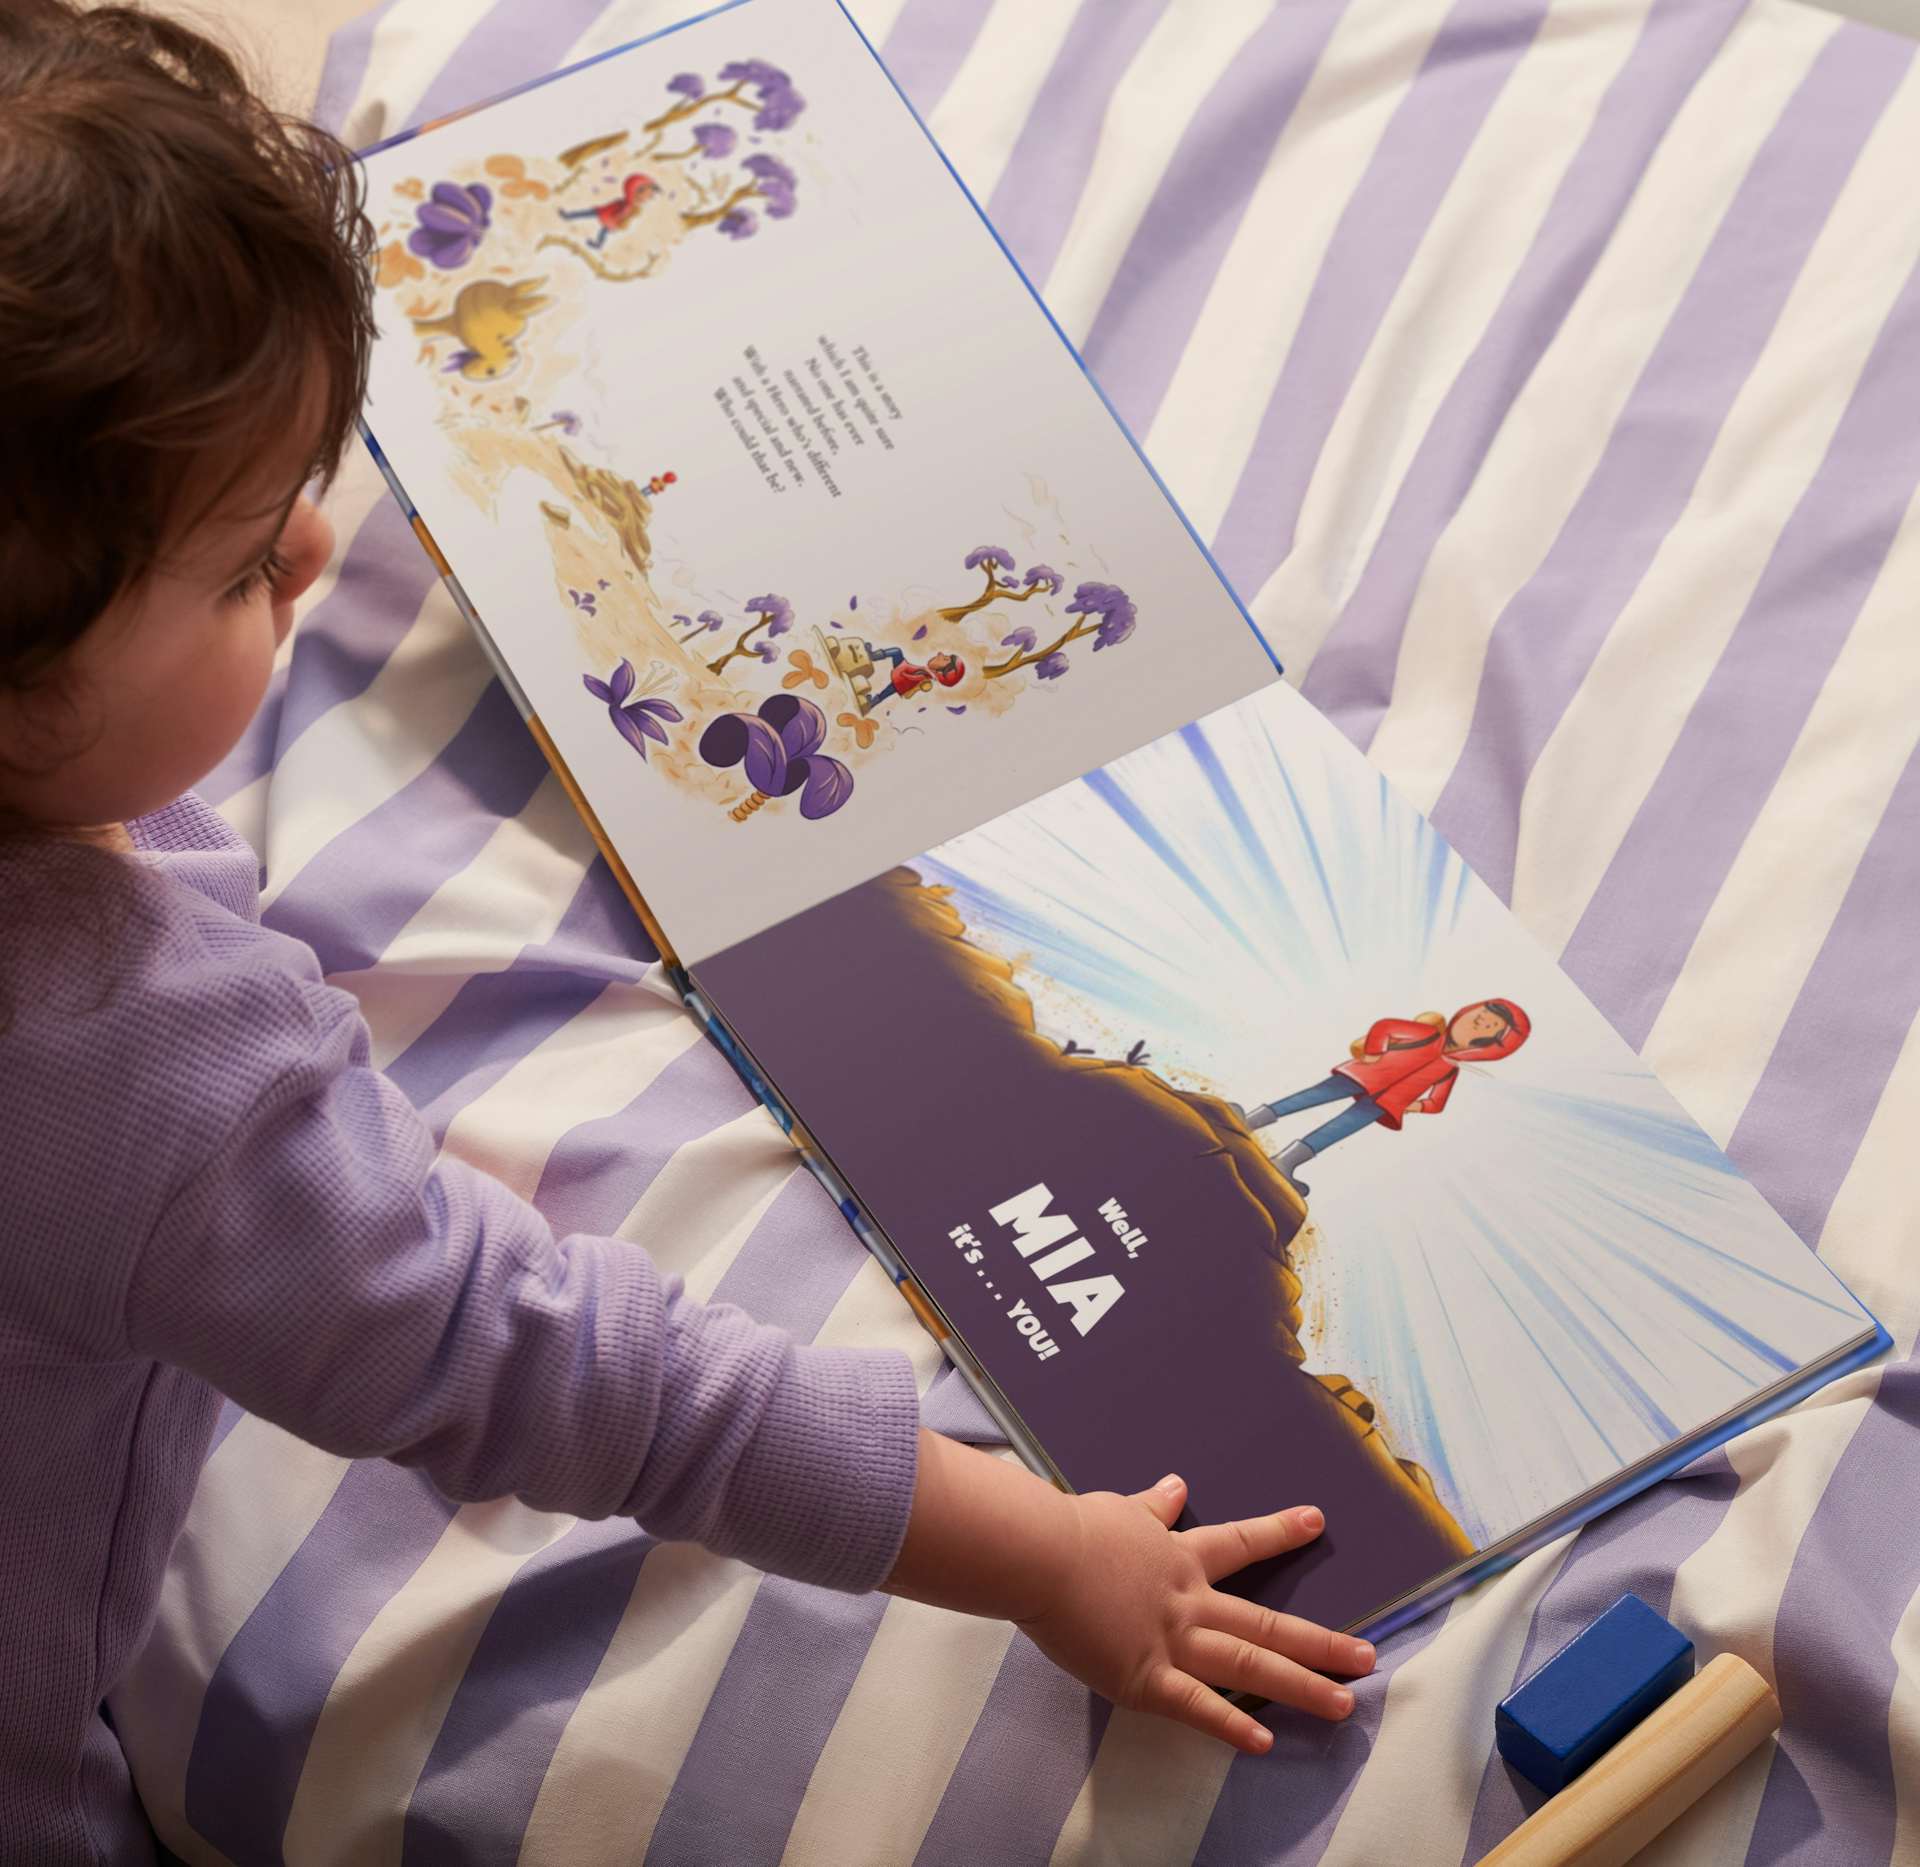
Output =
[{"x1": 693, "y1": 676, "x2": 1884, "y2": 1633}]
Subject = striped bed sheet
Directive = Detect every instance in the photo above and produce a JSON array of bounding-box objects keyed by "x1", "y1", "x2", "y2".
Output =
[{"x1": 112, "y1": 0, "x2": 1920, "y2": 1861}]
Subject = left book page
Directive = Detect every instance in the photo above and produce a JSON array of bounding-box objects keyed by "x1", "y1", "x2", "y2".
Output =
[{"x1": 355, "y1": 0, "x2": 1274, "y2": 966}]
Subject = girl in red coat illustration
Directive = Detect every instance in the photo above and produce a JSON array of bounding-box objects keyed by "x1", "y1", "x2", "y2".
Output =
[{"x1": 1244, "y1": 1000, "x2": 1531, "y2": 1197}]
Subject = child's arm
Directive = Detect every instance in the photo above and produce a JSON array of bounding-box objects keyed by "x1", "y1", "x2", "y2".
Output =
[{"x1": 888, "y1": 1430, "x2": 1370, "y2": 1752}]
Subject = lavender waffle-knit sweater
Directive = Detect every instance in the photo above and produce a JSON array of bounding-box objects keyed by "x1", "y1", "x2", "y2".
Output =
[{"x1": 0, "y1": 796, "x2": 920, "y2": 1864}]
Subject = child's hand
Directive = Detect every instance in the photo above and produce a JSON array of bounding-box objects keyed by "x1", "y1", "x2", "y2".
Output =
[
  {"x1": 885, "y1": 1431, "x2": 1373, "y2": 1755},
  {"x1": 1017, "y1": 1474, "x2": 1370, "y2": 1752}
]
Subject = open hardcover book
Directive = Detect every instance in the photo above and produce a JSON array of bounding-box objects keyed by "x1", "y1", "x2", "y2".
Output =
[{"x1": 353, "y1": 0, "x2": 1887, "y2": 1638}]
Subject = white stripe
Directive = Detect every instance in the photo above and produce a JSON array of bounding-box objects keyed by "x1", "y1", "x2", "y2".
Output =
[
  {"x1": 516, "y1": 1545, "x2": 764, "y2": 1862},
  {"x1": 1888, "y1": 1573, "x2": 1920, "y2": 1867},
  {"x1": 924, "y1": 0, "x2": 1085, "y2": 204},
  {"x1": 779, "y1": 1602, "x2": 1017, "y2": 1867},
  {"x1": 1040, "y1": 0, "x2": 1273, "y2": 345},
  {"x1": 1364, "y1": 4, "x2": 1843, "y2": 816},
  {"x1": 1140, "y1": 0, "x2": 1457, "y2": 545},
  {"x1": 1509, "y1": 59, "x2": 1920, "y2": 967},
  {"x1": 108, "y1": 1420, "x2": 352, "y2": 1864},
  {"x1": 329, "y1": 772, "x2": 595, "y2": 1069},
  {"x1": 255, "y1": 582, "x2": 493, "y2": 911},
  {"x1": 437, "y1": 969, "x2": 699, "y2": 1202},
  {"x1": 814, "y1": 1254, "x2": 948, "y2": 1392},
  {"x1": 1257, "y1": 0, "x2": 1652, "y2": 676},
  {"x1": 850, "y1": 0, "x2": 915, "y2": 51},
  {"x1": 282, "y1": 1500, "x2": 576, "y2": 1867},
  {"x1": 1638, "y1": 497, "x2": 1920, "y2": 1142},
  {"x1": 609, "y1": 1105, "x2": 795, "y2": 1282},
  {"x1": 334, "y1": 0, "x2": 491, "y2": 151},
  {"x1": 1319, "y1": 1537, "x2": 1576, "y2": 1864},
  {"x1": 1047, "y1": 1713, "x2": 1235, "y2": 1866}
]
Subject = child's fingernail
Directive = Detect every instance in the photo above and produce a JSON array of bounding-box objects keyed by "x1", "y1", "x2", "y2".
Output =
[
  {"x1": 1352, "y1": 1640, "x2": 1375, "y2": 1667},
  {"x1": 1297, "y1": 1506, "x2": 1324, "y2": 1533},
  {"x1": 1157, "y1": 1474, "x2": 1183, "y2": 1495},
  {"x1": 1251, "y1": 1725, "x2": 1274, "y2": 1753},
  {"x1": 1332, "y1": 1687, "x2": 1354, "y2": 1715}
]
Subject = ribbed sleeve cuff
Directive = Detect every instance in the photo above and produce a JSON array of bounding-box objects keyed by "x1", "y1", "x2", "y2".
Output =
[{"x1": 718, "y1": 1343, "x2": 921, "y2": 1594}]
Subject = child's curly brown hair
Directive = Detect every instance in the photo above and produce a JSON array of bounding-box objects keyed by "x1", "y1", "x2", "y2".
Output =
[{"x1": 0, "y1": 0, "x2": 377, "y2": 703}]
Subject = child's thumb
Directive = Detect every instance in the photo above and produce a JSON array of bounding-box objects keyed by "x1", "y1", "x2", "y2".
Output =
[{"x1": 1134, "y1": 1473, "x2": 1187, "y2": 1526}]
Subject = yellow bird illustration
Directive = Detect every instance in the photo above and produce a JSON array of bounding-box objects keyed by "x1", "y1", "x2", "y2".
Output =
[{"x1": 411, "y1": 277, "x2": 550, "y2": 380}]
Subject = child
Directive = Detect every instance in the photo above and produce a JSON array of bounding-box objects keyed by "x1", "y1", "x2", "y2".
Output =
[
  {"x1": 0, "y1": 6, "x2": 1370, "y2": 1859},
  {"x1": 1245, "y1": 1000, "x2": 1531, "y2": 1196}
]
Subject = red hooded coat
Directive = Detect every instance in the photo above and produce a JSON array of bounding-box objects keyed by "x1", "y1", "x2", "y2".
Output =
[{"x1": 1331, "y1": 1001, "x2": 1531, "y2": 1129}]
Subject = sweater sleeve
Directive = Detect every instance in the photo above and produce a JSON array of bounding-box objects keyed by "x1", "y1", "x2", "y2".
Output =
[{"x1": 124, "y1": 965, "x2": 920, "y2": 1595}]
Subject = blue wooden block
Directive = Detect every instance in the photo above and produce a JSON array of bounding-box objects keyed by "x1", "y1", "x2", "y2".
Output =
[{"x1": 1495, "y1": 1593, "x2": 1694, "y2": 1795}]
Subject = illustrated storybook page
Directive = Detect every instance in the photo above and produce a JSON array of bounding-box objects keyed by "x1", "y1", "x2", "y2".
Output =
[
  {"x1": 695, "y1": 679, "x2": 1885, "y2": 1633},
  {"x1": 355, "y1": 0, "x2": 1274, "y2": 965}
]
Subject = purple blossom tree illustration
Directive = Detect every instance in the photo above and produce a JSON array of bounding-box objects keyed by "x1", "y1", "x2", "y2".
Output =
[
  {"x1": 409, "y1": 181, "x2": 492, "y2": 269},
  {"x1": 684, "y1": 152, "x2": 799, "y2": 238},
  {"x1": 583, "y1": 659, "x2": 683, "y2": 761},
  {"x1": 938, "y1": 548, "x2": 1066, "y2": 623},
  {"x1": 705, "y1": 594, "x2": 794, "y2": 675},
  {"x1": 985, "y1": 580, "x2": 1138, "y2": 682},
  {"x1": 674, "y1": 608, "x2": 726, "y2": 644},
  {"x1": 699, "y1": 693, "x2": 853, "y2": 822}
]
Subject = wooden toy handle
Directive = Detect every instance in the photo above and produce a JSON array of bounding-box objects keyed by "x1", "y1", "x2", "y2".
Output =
[{"x1": 1475, "y1": 1653, "x2": 1781, "y2": 1867}]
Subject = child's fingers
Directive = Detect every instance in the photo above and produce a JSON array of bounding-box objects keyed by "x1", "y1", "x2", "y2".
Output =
[
  {"x1": 1180, "y1": 1627, "x2": 1356, "y2": 1722},
  {"x1": 1130, "y1": 1472, "x2": 1189, "y2": 1528},
  {"x1": 1183, "y1": 1504, "x2": 1324, "y2": 1582},
  {"x1": 1207, "y1": 1592, "x2": 1375, "y2": 1681},
  {"x1": 1142, "y1": 1664, "x2": 1278, "y2": 1755}
]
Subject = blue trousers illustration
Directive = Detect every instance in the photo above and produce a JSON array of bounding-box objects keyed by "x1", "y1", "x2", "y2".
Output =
[
  {"x1": 559, "y1": 205, "x2": 618, "y2": 250},
  {"x1": 1243, "y1": 1076, "x2": 1386, "y2": 1196}
]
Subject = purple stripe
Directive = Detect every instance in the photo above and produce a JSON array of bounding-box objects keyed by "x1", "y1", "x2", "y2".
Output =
[
  {"x1": 527, "y1": 1039, "x2": 749, "y2": 1239},
  {"x1": 261, "y1": 679, "x2": 548, "y2": 975},
  {"x1": 1077, "y1": 0, "x2": 1347, "y2": 436},
  {"x1": 313, "y1": 0, "x2": 408, "y2": 131},
  {"x1": 1726, "y1": 737, "x2": 1920, "y2": 1246},
  {"x1": 184, "y1": 1462, "x2": 458, "y2": 1863},
  {"x1": 1299, "y1": 0, "x2": 1745, "y2": 745},
  {"x1": 400, "y1": 1515, "x2": 658, "y2": 1867},
  {"x1": 642, "y1": 1584, "x2": 888, "y2": 1866},
  {"x1": 1208, "y1": 0, "x2": 1547, "y2": 602},
  {"x1": 913, "y1": 1638, "x2": 1110, "y2": 1867},
  {"x1": 1459, "y1": 1450, "x2": 1738, "y2": 1862},
  {"x1": 1427, "y1": 28, "x2": 1911, "y2": 906},
  {"x1": 1192, "y1": 1611, "x2": 1449, "y2": 1861},
  {"x1": 1557, "y1": 245, "x2": 1920, "y2": 1051},
  {"x1": 878, "y1": 0, "x2": 999, "y2": 119},
  {"x1": 201, "y1": 500, "x2": 438, "y2": 807},
  {"x1": 383, "y1": 859, "x2": 656, "y2": 1138},
  {"x1": 1745, "y1": 1355, "x2": 1919, "y2": 1865},
  {"x1": 207, "y1": 1394, "x2": 247, "y2": 1458},
  {"x1": 981, "y1": 0, "x2": 1165, "y2": 289},
  {"x1": 404, "y1": 0, "x2": 620, "y2": 137}
]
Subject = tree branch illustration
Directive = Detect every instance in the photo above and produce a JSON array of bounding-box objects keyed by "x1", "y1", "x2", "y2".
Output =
[
  {"x1": 938, "y1": 548, "x2": 1062, "y2": 623},
  {"x1": 705, "y1": 594, "x2": 795, "y2": 675}
]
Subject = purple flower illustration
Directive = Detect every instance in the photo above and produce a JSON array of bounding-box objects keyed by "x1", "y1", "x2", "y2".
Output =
[
  {"x1": 699, "y1": 692, "x2": 852, "y2": 820},
  {"x1": 1065, "y1": 580, "x2": 1138, "y2": 650},
  {"x1": 568, "y1": 587, "x2": 598, "y2": 615},
  {"x1": 849, "y1": 595, "x2": 858, "y2": 611},
  {"x1": 964, "y1": 545, "x2": 1015, "y2": 574},
  {"x1": 1022, "y1": 564, "x2": 1063, "y2": 594},
  {"x1": 719, "y1": 58, "x2": 806, "y2": 132},
  {"x1": 1035, "y1": 652, "x2": 1070, "y2": 680},
  {"x1": 668, "y1": 72, "x2": 705, "y2": 98},
  {"x1": 747, "y1": 593, "x2": 794, "y2": 636},
  {"x1": 409, "y1": 180, "x2": 492, "y2": 269},
  {"x1": 534, "y1": 408, "x2": 582, "y2": 436},
  {"x1": 911, "y1": 625, "x2": 928, "y2": 641},
  {"x1": 742, "y1": 154, "x2": 797, "y2": 219},
  {"x1": 719, "y1": 209, "x2": 758, "y2": 241},
  {"x1": 583, "y1": 660, "x2": 683, "y2": 762},
  {"x1": 999, "y1": 625, "x2": 1037, "y2": 653},
  {"x1": 692, "y1": 122, "x2": 738, "y2": 159},
  {"x1": 753, "y1": 638, "x2": 780, "y2": 664}
]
